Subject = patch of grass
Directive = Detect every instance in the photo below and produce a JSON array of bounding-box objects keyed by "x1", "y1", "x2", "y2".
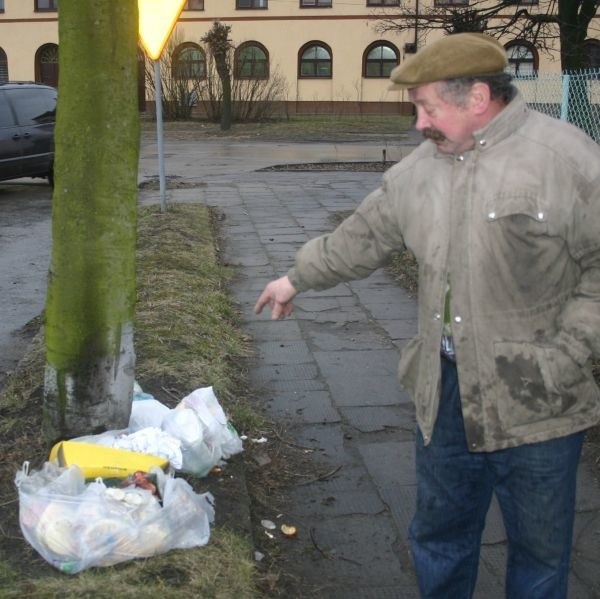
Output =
[
  {"x1": 134, "y1": 203, "x2": 257, "y2": 429},
  {"x1": 0, "y1": 203, "x2": 261, "y2": 598},
  {"x1": 1, "y1": 529, "x2": 256, "y2": 599},
  {"x1": 386, "y1": 249, "x2": 419, "y2": 297},
  {"x1": 141, "y1": 114, "x2": 414, "y2": 143}
]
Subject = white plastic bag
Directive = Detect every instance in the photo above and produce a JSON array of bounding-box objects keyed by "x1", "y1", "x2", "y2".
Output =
[
  {"x1": 64, "y1": 385, "x2": 243, "y2": 477},
  {"x1": 180, "y1": 386, "x2": 244, "y2": 462},
  {"x1": 15, "y1": 461, "x2": 214, "y2": 574},
  {"x1": 133, "y1": 385, "x2": 243, "y2": 476}
]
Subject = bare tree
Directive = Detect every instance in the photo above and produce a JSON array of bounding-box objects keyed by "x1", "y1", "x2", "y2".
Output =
[
  {"x1": 143, "y1": 28, "x2": 198, "y2": 121},
  {"x1": 374, "y1": 0, "x2": 599, "y2": 71},
  {"x1": 198, "y1": 52, "x2": 288, "y2": 122},
  {"x1": 145, "y1": 25, "x2": 289, "y2": 124},
  {"x1": 202, "y1": 22, "x2": 234, "y2": 131}
]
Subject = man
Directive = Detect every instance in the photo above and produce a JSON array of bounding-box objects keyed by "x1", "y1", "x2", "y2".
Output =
[{"x1": 254, "y1": 33, "x2": 600, "y2": 598}]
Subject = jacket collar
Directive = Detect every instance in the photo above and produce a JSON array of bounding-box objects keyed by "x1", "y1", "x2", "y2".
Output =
[
  {"x1": 471, "y1": 90, "x2": 528, "y2": 151},
  {"x1": 429, "y1": 90, "x2": 529, "y2": 160}
]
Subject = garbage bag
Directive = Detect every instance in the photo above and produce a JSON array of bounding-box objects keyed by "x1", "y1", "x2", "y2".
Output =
[
  {"x1": 57, "y1": 385, "x2": 243, "y2": 478},
  {"x1": 131, "y1": 384, "x2": 243, "y2": 477},
  {"x1": 179, "y1": 386, "x2": 244, "y2": 462},
  {"x1": 15, "y1": 461, "x2": 214, "y2": 574}
]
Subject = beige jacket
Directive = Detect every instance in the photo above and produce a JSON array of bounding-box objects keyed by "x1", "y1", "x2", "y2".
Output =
[{"x1": 288, "y1": 93, "x2": 600, "y2": 451}]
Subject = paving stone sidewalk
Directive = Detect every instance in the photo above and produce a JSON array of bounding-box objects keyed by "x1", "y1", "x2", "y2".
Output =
[{"x1": 140, "y1": 141, "x2": 600, "y2": 598}]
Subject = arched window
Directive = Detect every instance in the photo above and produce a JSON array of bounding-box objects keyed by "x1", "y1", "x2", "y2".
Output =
[
  {"x1": 172, "y1": 43, "x2": 206, "y2": 80},
  {"x1": 235, "y1": 42, "x2": 269, "y2": 79},
  {"x1": 583, "y1": 39, "x2": 600, "y2": 69},
  {"x1": 35, "y1": 43, "x2": 59, "y2": 87},
  {"x1": 364, "y1": 42, "x2": 399, "y2": 78},
  {"x1": 505, "y1": 41, "x2": 538, "y2": 77},
  {"x1": 299, "y1": 42, "x2": 332, "y2": 78},
  {"x1": 0, "y1": 48, "x2": 7, "y2": 83}
]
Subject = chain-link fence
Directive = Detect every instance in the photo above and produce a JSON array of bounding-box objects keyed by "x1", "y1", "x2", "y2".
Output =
[{"x1": 513, "y1": 69, "x2": 600, "y2": 142}]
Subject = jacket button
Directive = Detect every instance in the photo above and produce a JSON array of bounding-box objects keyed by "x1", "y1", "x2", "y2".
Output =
[
  {"x1": 456, "y1": 155, "x2": 464, "y2": 162},
  {"x1": 454, "y1": 316, "x2": 462, "y2": 323},
  {"x1": 537, "y1": 212, "x2": 544, "y2": 220},
  {"x1": 488, "y1": 211, "x2": 496, "y2": 219},
  {"x1": 434, "y1": 313, "x2": 441, "y2": 320},
  {"x1": 479, "y1": 139, "x2": 487, "y2": 146}
]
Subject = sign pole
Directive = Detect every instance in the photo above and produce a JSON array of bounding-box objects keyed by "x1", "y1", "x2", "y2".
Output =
[
  {"x1": 154, "y1": 58, "x2": 167, "y2": 213},
  {"x1": 138, "y1": 0, "x2": 187, "y2": 213}
]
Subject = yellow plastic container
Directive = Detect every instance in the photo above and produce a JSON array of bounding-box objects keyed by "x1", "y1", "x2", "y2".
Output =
[{"x1": 49, "y1": 441, "x2": 169, "y2": 479}]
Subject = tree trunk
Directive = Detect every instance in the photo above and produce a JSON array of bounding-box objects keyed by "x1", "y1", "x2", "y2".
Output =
[
  {"x1": 558, "y1": 0, "x2": 586, "y2": 71},
  {"x1": 558, "y1": 1, "x2": 597, "y2": 140},
  {"x1": 43, "y1": 0, "x2": 140, "y2": 444},
  {"x1": 215, "y1": 52, "x2": 232, "y2": 131}
]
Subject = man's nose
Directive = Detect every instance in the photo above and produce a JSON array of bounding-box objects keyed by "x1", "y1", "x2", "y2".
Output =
[{"x1": 414, "y1": 110, "x2": 429, "y2": 131}]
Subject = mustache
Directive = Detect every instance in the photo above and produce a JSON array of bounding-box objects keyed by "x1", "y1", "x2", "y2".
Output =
[{"x1": 422, "y1": 128, "x2": 447, "y2": 142}]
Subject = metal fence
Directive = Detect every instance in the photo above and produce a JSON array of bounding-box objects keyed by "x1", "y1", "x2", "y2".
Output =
[{"x1": 512, "y1": 68, "x2": 600, "y2": 142}]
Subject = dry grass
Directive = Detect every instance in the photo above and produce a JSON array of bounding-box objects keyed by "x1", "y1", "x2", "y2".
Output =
[
  {"x1": 134, "y1": 204, "x2": 255, "y2": 425},
  {"x1": 140, "y1": 114, "x2": 414, "y2": 143}
]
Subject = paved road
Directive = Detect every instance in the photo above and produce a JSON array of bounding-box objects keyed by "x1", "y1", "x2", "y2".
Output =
[{"x1": 0, "y1": 180, "x2": 52, "y2": 382}]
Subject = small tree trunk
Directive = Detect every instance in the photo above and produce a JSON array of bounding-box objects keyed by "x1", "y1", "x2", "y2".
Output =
[
  {"x1": 43, "y1": 0, "x2": 140, "y2": 444},
  {"x1": 215, "y1": 53, "x2": 232, "y2": 131}
]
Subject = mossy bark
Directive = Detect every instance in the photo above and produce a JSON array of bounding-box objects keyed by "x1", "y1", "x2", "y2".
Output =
[{"x1": 43, "y1": 1, "x2": 140, "y2": 443}]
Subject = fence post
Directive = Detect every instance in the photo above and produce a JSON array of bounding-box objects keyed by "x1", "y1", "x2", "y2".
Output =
[{"x1": 560, "y1": 72, "x2": 571, "y2": 122}]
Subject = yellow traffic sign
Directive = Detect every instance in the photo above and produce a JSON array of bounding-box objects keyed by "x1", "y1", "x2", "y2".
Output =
[{"x1": 138, "y1": 0, "x2": 187, "y2": 60}]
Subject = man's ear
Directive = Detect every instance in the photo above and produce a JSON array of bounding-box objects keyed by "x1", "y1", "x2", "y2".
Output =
[{"x1": 469, "y1": 82, "x2": 492, "y2": 115}]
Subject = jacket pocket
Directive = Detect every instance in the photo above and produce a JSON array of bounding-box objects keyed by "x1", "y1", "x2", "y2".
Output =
[
  {"x1": 484, "y1": 191, "x2": 549, "y2": 235},
  {"x1": 398, "y1": 336, "x2": 423, "y2": 398},
  {"x1": 493, "y1": 340, "x2": 584, "y2": 431}
]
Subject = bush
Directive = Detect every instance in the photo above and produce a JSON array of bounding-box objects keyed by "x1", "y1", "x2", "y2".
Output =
[{"x1": 143, "y1": 27, "x2": 289, "y2": 123}]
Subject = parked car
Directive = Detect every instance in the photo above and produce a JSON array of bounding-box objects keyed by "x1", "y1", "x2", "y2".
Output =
[{"x1": 0, "y1": 82, "x2": 56, "y2": 186}]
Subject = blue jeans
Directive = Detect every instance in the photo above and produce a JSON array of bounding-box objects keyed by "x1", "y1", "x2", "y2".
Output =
[{"x1": 409, "y1": 357, "x2": 584, "y2": 599}]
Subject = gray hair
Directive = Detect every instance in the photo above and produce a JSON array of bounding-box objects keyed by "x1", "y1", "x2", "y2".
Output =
[{"x1": 438, "y1": 73, "x2": 516, "y2": 107}]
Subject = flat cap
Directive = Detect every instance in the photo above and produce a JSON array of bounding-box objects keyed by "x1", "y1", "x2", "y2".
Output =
[{"x1": 389, "y1": 33, "x2": 508, "y2": 90}]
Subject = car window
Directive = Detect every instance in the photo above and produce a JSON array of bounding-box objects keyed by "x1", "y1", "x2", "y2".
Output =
[
  {"x1": 0, "y1": 91, "x2": 16, "y2": 127},
  {"x1": 7, "y1": 87, "x2": 57, "y2": 125}
]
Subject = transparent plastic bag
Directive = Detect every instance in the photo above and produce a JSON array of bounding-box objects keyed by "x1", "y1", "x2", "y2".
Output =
[
  {"x1": 15, "y1": 461, "x2": 214, "y2": 574},
  {"x1": 179, "y1": 386, "x2": 243, "y2": 462}
]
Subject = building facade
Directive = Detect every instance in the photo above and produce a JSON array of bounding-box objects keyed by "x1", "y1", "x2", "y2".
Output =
[{"x1": 0, "y1": 0, "x2": 598, "y2": 116}]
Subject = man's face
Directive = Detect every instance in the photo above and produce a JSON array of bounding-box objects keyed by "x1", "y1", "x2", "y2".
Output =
[{"x1": 409, "y1": 82, "x2": 478, "y2": 155}]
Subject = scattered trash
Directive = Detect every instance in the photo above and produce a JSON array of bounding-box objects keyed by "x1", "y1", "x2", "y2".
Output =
[
  {"x1": 55, "y1": 384, "x2": 243, "y2": 478},
  {"x1": 15, "y1": 384, "x2": 244, "y2": 573},
  {"x1": 250, "y1": 437, "x2": 268, "y2": 444},
  {"x1": 254, "y1": 550, "x2": 265, "y2": 562},
  {"x1": 15, "y1": 461, "x2": 214, "y2": 574},
  {"x1": 280, "y1": 524, "x2": 297, "y2": 538},
  {"x1": 261, "y1": 519, "x2": 276, "y2": 530}
]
